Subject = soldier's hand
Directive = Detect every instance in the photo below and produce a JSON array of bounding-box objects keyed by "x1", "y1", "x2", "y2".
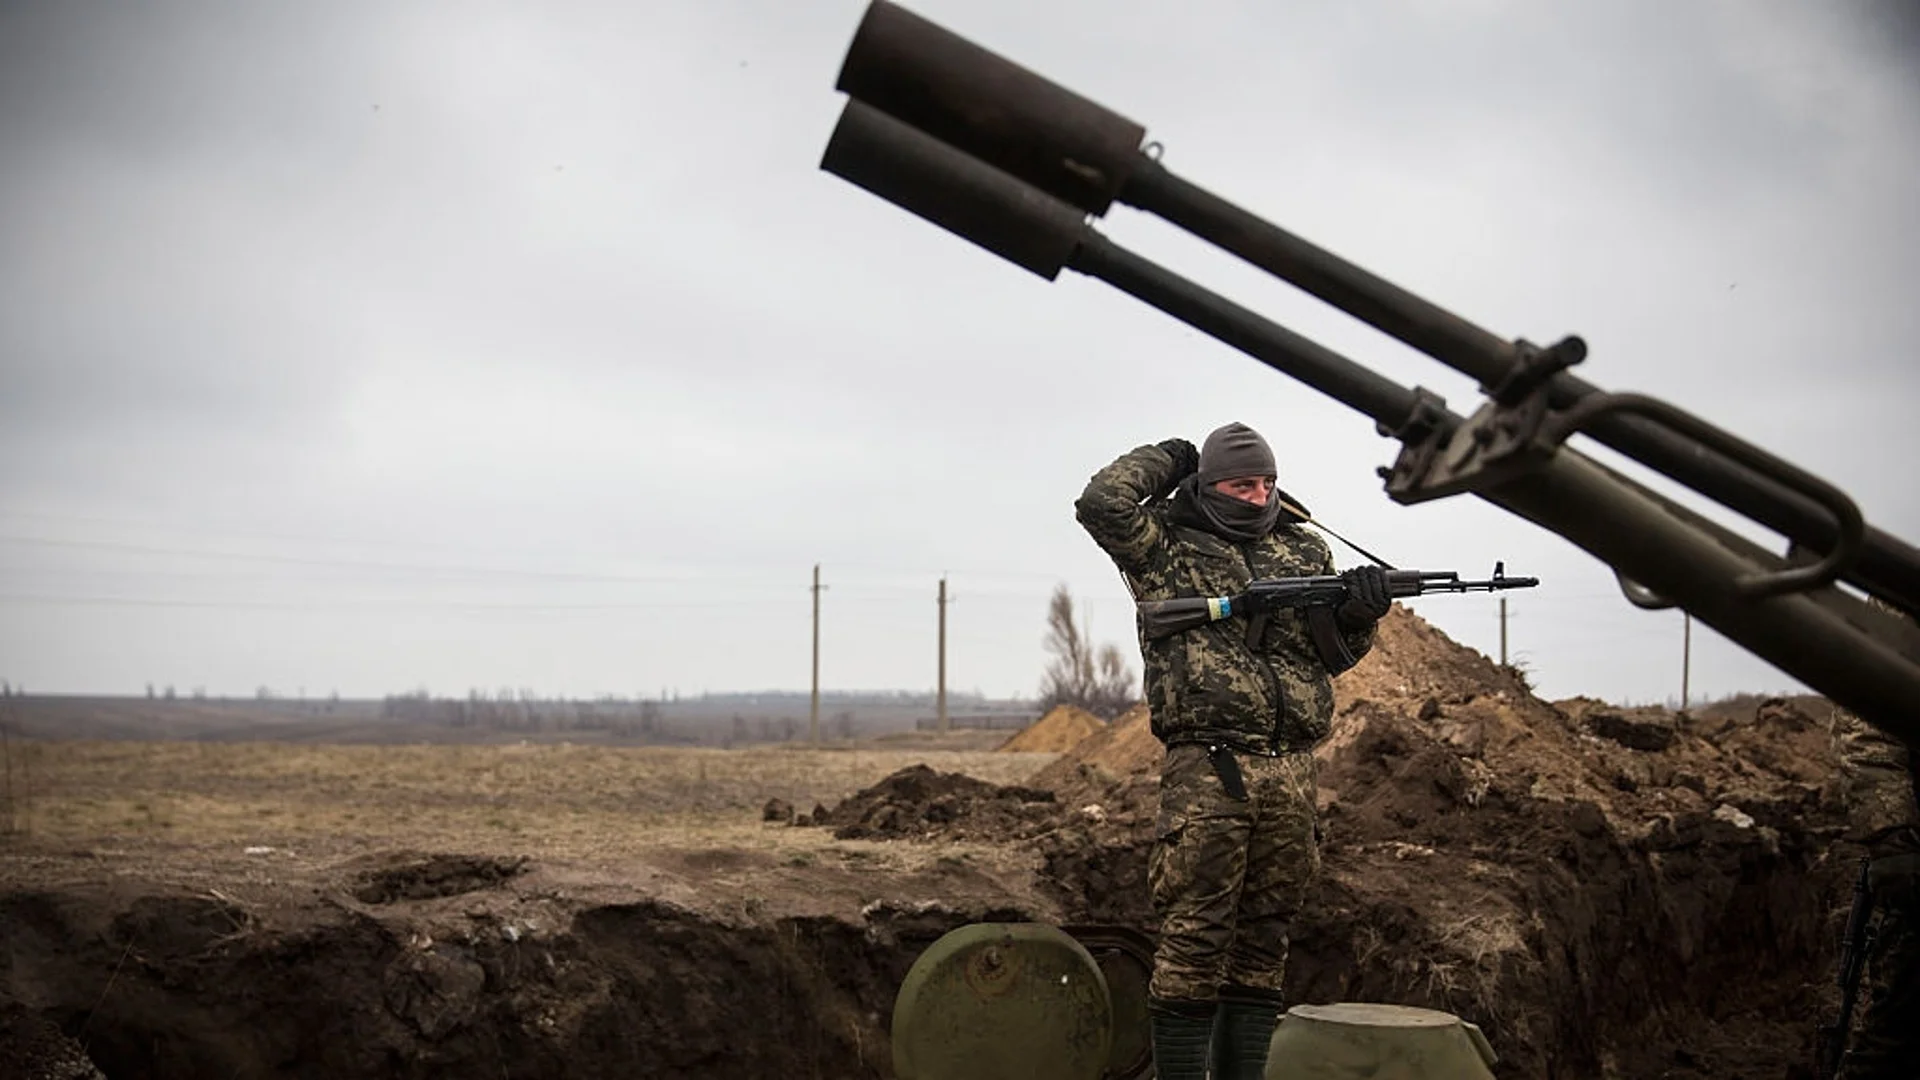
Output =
[
  {"x1": 1157, "y1": 438, "x2": 1200, "y2": 478},
  {"x1": 1336, "y1": 565, "x2": 1392, "y2": 630}
]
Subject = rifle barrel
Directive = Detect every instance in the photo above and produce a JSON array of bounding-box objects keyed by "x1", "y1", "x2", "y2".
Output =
[{"x1": 1434, "y1": 577, "x2": 1541, "y2": 592}]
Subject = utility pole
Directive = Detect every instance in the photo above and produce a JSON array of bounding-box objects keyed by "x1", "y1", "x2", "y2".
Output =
[
  {"x1": 810, "y1": 564, "x2": 824, "y2": 743},
  {"x1": 1499, "y1": 597, "x2": 1509, "y2": 667},
  {"x1": 1681, "y1": 610, "x2": 1692, "y2": 713},
  {"x1": 2, "y1": 712, "x2": 12, "y2": 837},
  {"x1": 937, "y1": 577, "x2": 949, "y2": 734}
]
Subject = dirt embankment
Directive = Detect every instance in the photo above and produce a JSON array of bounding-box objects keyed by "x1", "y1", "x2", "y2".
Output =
[
  {"x1": 0, "y1": 607, "x2": 1858, "y2": 1079},
  {"x1": 811, "y1": 608, "x2": 1855, "y2": 1079},
  {"x1": 0, "y1": 848, "x2": 1047, "y2": 1080}
]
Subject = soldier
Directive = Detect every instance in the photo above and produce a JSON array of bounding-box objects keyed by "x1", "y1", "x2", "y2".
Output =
[
  {"x1": 1074, "y1": 422, "x2": 1390, "y2": 1080},
  {"x1": 1829, "y1": 610, "x2": 1920, "y2": 1079}
]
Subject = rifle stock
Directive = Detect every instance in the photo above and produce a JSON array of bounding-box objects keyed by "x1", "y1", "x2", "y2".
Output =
[
  {"x1": 1819, "y1": 858, "x2": 1877, "y2": 1078},
  {"x1": 1136, "y1": 596, "x2": 1237, "y2": 640}
]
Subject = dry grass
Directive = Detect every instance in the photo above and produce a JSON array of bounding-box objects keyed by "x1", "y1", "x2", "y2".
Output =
[
  {"x1": 0, "y1": 739, "x2": 1060, "y2": 866},
  {"x1": 1419, "y1": 901, "x2": 1539, "y2": 1028}
]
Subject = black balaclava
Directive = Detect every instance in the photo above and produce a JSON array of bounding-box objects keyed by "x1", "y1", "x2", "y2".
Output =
[{"x1": 1176, "y1": 422, "x2": 1290, "y2": 543}]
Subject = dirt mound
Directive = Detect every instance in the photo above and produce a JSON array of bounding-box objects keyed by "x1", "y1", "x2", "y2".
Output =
[
  {"x1": 1296, "y1": 689, "x2": 1846, "y2": 1078},
  {"x1": 1312, "y1": 620, "x2": 1851, "y2": 1077},
  {"x1": 351, "y1": 854, "x2": 530, "y2": 904},
  {"x1": 791, "y1": 610, "x2": 1855, "y2": 1077},
  {"x1": 1337, "y1": 605, "x2": 1534, "y2": 709},
  {"x1": 996, "y1": 703, "x2": 1106, "y2": 753},
  {"x1": 1002, "y1": 605, "x2": 1853, "y2": 1079},
  {"x1": 1029, "y1": 703, "x2": 1161, "y2": 795},
  {"x1": 815, "y1": 764, "x2": 1060, "y2": 842}
]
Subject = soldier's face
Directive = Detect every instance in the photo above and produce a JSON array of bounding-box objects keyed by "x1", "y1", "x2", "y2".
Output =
[{"x1": 1213, "y1": 476, "x2": 1274, "y2": 506}]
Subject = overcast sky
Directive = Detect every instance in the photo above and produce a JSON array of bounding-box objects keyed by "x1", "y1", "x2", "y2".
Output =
[{"x1": 2, "y1": 0, "x2": 1916, "y2": 706}]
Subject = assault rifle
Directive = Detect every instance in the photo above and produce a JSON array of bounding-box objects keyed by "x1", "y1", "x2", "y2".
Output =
[
  {"x1": 1137, "y1": 565, "x2": 1540, "y2": 644},
  {"x1": 1818, "y1": 858, "x2": 1877, "y2": 1079}
]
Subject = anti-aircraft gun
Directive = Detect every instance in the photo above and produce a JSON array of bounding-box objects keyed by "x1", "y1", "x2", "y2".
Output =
[
  {"x1": 813, "y1": 3, "x2": 1920, "y2": 1077},
  {"x1": 818, "y1": 1, "x2": 1920, "y2": 744}
]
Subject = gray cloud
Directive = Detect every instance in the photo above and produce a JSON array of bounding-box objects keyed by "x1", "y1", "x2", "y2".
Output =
[{"x1": 2, "y1": 0, "x2": 1914, "y2": 704}]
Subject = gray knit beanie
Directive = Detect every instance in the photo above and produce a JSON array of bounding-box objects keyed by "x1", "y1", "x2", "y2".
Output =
[{"x1": 1196, "y1": 422, "x2": 1276, "y2": 484}]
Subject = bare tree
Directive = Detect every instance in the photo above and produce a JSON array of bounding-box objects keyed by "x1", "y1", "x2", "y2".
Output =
[
  {"x1": 1040, "y1": 585, "x2": 1093, "y2": 707},
  {"x1": 1039, "y1": 585, "x2": 1139, "y2": 720},
  {"x1": 1087, "y1": 643, "x2": 1138, "y2": 719}
]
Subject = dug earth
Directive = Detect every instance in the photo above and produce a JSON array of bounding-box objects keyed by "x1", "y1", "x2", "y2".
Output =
[{"x1": 0, "y1": 609, "x2": 1861, "y2": 1079}]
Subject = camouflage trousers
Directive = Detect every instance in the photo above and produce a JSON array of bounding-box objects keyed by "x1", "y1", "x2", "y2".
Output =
[
  {"x1": 1147, "y1": 743, "x2": 1320, "y2": 1002},
  {"x1": 1839, "y1": 852, "x2": 1920, "y2": 1080}
]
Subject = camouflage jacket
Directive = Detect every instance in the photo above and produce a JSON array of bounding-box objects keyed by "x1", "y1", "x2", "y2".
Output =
[
  {"x1": 1830, "y1": 600, "x2": 1920, "y2": 852},
  {"x1": 1074, "y1": 442, "x2": 1374, "y2": 756},
  {"x1": 1832, "y1": 706, "x2": 1919, "y2": 851}
]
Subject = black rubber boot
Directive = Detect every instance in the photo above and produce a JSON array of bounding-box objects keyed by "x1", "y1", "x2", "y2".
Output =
[
  {"x1": 1148, "y1": 997, "x2": 1216, "y2": 1080},
  {"x1": 1212, "y1": 985, "x2": 1285, "y2": 1080}
]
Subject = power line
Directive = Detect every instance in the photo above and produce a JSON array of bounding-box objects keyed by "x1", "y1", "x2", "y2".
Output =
[
  {"x1": 0, "y1": 534, "x2": 697, "y2": 585},
  {"x1": 0, "y1": 510, "x2": 1090, "y2": 588},
  {"x1": 0, "y1": 533, "x2": 1117, "y2": 599}
]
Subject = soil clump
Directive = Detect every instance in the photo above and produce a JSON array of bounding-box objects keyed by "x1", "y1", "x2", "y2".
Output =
[{"x1": 813, "y1": 764, "x2": 1060, "y2": 842}]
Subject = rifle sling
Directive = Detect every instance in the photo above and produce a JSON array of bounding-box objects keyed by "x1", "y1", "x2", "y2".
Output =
[{"x1": 1307, "y1": 605, "x2": 1360, "y2": 674}]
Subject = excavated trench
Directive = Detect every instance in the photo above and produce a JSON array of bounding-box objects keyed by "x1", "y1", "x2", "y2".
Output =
[
  {"x1": 799, "y1": 692, "x2": 1852, "y2": 1079},
  {"x1": 0, "y1": 612, "x2": 1857, "y2": 1079},
  {"x1": 1, "y1": 794, "x2": 1845, "y2": 1080},
  {"x1": 1, "y1": 863, "x2": 1033, "y2": 1080},
  {"x1": 1303, "y1": 710, "x2": 1844, "y2": 1080},
  {"x1": 1291, "y1": 795, "x2": 1842, "y2": 1079}
]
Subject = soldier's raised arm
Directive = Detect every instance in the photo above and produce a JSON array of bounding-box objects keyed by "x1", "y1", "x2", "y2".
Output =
[{"x1": 1074, "y1": 439, "x2": 1196, "y2": 574}]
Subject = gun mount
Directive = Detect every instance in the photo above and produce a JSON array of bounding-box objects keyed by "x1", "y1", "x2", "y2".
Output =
[{"x1": 819, "y1": 0, "x2": 1920, "y2": 746}]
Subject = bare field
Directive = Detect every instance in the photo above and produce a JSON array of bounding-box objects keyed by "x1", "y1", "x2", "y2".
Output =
[
  {"x1": 0, "y1": 734, "x2": 1078, "y2": 1080},
  {"x1": 0, "y1": 736, "x2": 1059, "y2": 871}
]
